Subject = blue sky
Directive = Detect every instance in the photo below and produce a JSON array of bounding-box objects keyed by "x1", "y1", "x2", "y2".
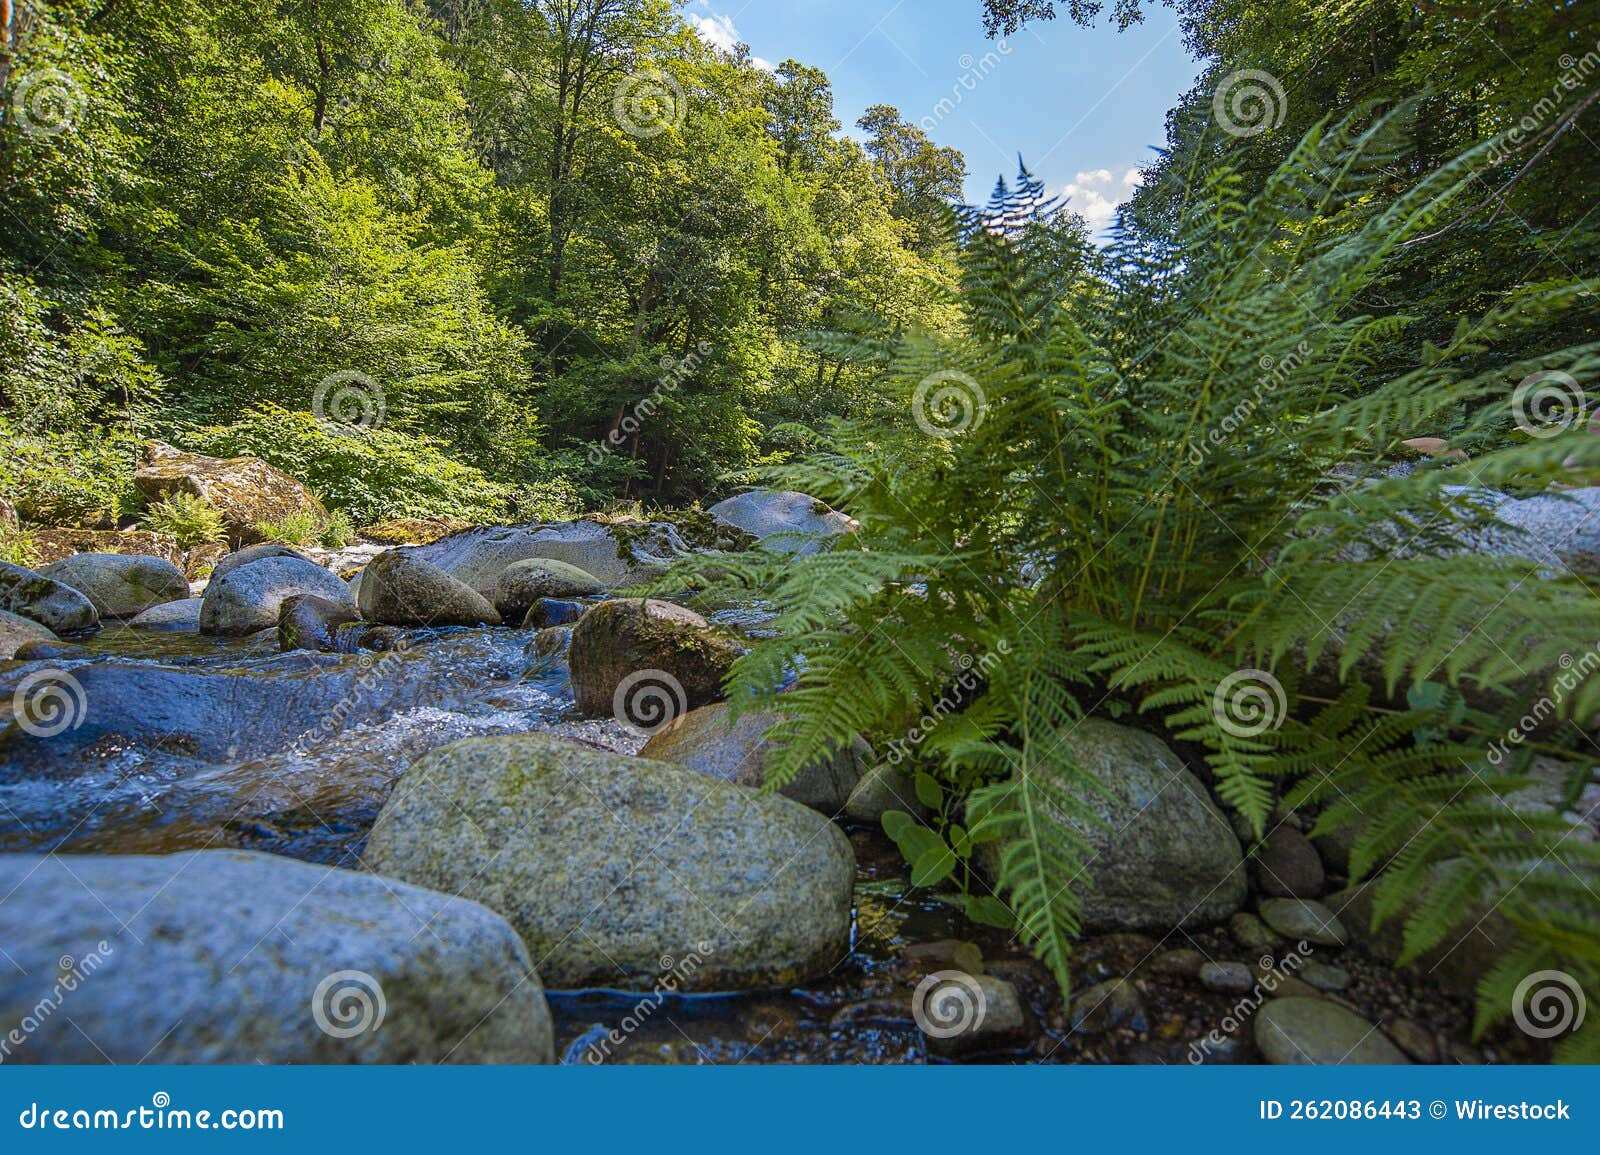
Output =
[{"x1": 685, "y1": 0, "x2": 1204, "y2": 234}]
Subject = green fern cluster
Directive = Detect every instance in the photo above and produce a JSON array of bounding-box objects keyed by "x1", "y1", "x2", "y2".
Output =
[{"x1": 667, "y1": 110, "x2": 1600, "y2": 1058}]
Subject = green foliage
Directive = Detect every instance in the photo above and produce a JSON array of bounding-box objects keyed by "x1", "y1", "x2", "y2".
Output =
[
  {"x1": 318, "y1": 509, "x2": 357, "y2": 551},
  {"x1": 0, "y1": 420, "x2": 145, "y2": 529},
  {"x1": 188, "y1": 407, "x2": 511, "y2": 525},
  {"x1": 669, "y1": 117, "x2": 1600, "y2": 1044},
  {"x1": 252, "y1": 509, "x2": 325, "y2": 548},
  {"x1": 141, "y1": 492, "x2": 228, "y2": 549}
]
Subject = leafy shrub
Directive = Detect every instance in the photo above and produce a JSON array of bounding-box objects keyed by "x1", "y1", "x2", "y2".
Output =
[
  {"x1": 0, "y1": 421, "x2": 145, "y2": 529},
  {"x1": 141, "y1": 492, "x2": 228, "y2": 549},
  {"x1": 253, "y1": 510, "x2": 325, "y2": 547},
  {"x1": 186, "y1": 406, "x2": 511, "y2": 525},
  {"x1": 318, "y1": 510, "x2": 356, "y2": 550},
  {"x1": 0, "y1": 524, "x2": 40, "y2": 569},
  {"x1": 673, "y1": 120, "x2": 1600, "y2": 1058}
]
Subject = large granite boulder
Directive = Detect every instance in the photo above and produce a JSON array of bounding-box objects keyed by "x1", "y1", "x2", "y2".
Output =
[
  {"x1": 567, "y1": 599, "x2": 742, "y2": 720},
  {"x1": 638, "y1": 700, "x2": 870, "y2": 814},
  {"x1": 0, "y1": 561, "x2": 100, "y2": 634},
  {"x1": 978, "y1": 719, "x2": 1246, "y2": 933},
  {"x1": 356, "y1": 550, "x2": 501, "y2": 627},
  {"x1": 209, "y1": 543, "x2": 318, "y2": 586},
  {"x1": 0, "y1": 851, "x2": 553, "y2": 1063},
  {"x1": 708, "y1": 490, "x2": 857, "y2": 554},
  {"x1": 364, "y1": 735, "x2": 855, "y2": 991},
  {"x1": 404, "y1": 520, "x2": 689, "y2": 595},
  {"x1": 134, "y1": 441, "x2": 328, "y2": 546},
  {"x1": 40, "y1": 553, "x2": 190, "y2": 619},
  {"x1": 492, "y1": 558, "x2": 605, "y2": 623},
  {"x1": 0, "y1": 610, "x2": 57, "y2": 659},
  {"x1": 199, "y1": 555, "x2": 352, "y2": 636}
]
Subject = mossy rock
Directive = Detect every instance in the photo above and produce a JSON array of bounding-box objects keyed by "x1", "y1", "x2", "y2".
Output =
[{"x1": 567, "y1": 598, "x2": 742, "y2": 718}]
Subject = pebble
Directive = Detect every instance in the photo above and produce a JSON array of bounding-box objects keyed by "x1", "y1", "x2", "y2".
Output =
[
  {"x1": 1230, "y1": 911, "x2": 1280, "y2": 952},
  {"x1": 1200, "y1": 961, "x2": 1257, "y2": 995},
  {"x1": 1147, "y1": 948, "x2": 1207, "y2": 980},
  {"x1": 1070, "y1": 979, "x2": 1150, "y2": 1034},
  {"x1": 1254, "y1": 998, "x2": 1410, "y2": 1065},
  {"x1": 1257, "y1": 898, "x2": 1348, "y2": 947},
  {"x1": 1300, "y1": 962, "x2": 1351, "y2": 992},
  {"x1": 1264, "y1": 976, "x2": 1322, "y2": 1000},
  {"x1": 1385, "y1": 1018, "x2": 1439, "y2": 1064}
]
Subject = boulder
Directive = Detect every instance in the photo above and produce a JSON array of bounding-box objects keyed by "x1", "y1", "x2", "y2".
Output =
[
  {"x1": 363, "y1": 735, "x2": 855, "y2": 991},
  {"x1": 0, "y1": 610, "x2": 57, "y2": 659},
  {"x1": 567, "y1": 598, "x2": 742, "y2": 719},
  {"x1": 27, "y1": 528, "x2": 185, "y2": 570},
  {"x1": 404, "y1": 519, "x2": 689, "y2": 594},
  {"x1": 1253, "y1": 826, "x2": 1326, "y2": 898},
  {"x1": 128, "y1": 597, "x2": 203, "y2": 631},
  {"x1": 134, "y1": 441, "x2": 328, "y2": 546},
  {"x1": 356, "y1": 550, "x2": 501, "y2": 627},
  {"x1": 1254, "y1": 998, "x2": 1409, "y2": 1065},
  {"x1": 493, "y1": 558, "x2": 605, "y2": 621},
  {"x1": 522, "y1": 598, "x2": 588, "y2": 629},
  {"x1": 279, "y1": 593, "x2": 360, "y2": 653},
  {"x1": 40, "y1": 553, "x2": 190, "y2": 619},
  {"x1": 531, "y1": 626, "x2": 571, "y2": 658},
  {"x1": 0, "y1": 561, "x2": 100, "y2": 634},
  {"x1": 978, "y1": 719, "x2": 1246, "y2": 933},
  {"x1": 0, "y1": 851, "x2": 552, "y2": 1063},
  {"x1": 708, "y1": 490, "x2": 857, "y2": 554},
  {"x1": 639, "y1": 700, "x2": 870, "y2": 814},
  {"x1": 209, "y1": 543, "x2": 318, "y2": 585},
  {"x1": 199, "y1": 555, "x2": 352, "y2": 637},
  {"x1": 845, "y1": 763, "x2": 926, "y2": 824}
]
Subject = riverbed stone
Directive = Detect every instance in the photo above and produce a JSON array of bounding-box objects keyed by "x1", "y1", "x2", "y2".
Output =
[
  {"x1": 209, "y1": 543, "x2": 317, "y2": 585},
  {"x1": 1254, "y1": 826, "x2": 1326, "y2": 898},
  {"x1": 41, "y1": 553, "x2": 190, "y2": 619},
  {"x1": 363, "y1": 734, "x2": 855, "y2": 991},
  {"x1": 844, "y1": 763, "x2": 927, "y2": 823},
  {"x1": 1230, "y1": 911, "x2": 1280, "y2": 952},
  {"x1": 567, "y1": 598, "x2": 742, "y2": 718},
  {"x1": 638, "y1": 700, "x2": 870, "y2": 814},
  {"x1": 1301, "y1": 963, "x2": 1351, "y2": 992},
  {"x1": 356, "y1": 550, "x2": 501, "y2": 628},
  {"x1": 0, "y1": 561, "x2": 100, "y2": 634},
  {"x1": 978, "y1": 719, "x2": 1246, "y2": 933},
  {"x1": 0, "y1": 611, "x2": 57, "y2": 659},
  {"x1": 1200, "y1": 961, "x2": 1256, "y2": 994},
  {"x1": 1254, "y1": 998, "x2": 1409, "y2": 1065},
  {"x1": 279, "y1": 593, "x2": 360, "y2": 653},
  {"x1": 521, "y1": 598, "x2": 588, "y2": 629},
  {"x1": 708, "y1": 490, "x2": 857, "y2": 554},
  {"x1": 1258, "y1": 898, "x2": 1348, "y2": 947},
  {"x1": 128, "y1": 597, "x2": 203, "y2": 631},
  {"x1": 0, "y1": 850, "x2": 552, "y2": 1063},
  {"x1": 134, "y1": 441, "x2": 328, "y2": 547},
  {"x1": 922, "y1": 974, "x2": 1032, "y2": 1056},
  {"x1": 493, "y1": 558, "x2": 605, "y2": 621},
  {"x1": 199, "y1": 555, "x2": 353, "y2": 636},
  {"x1": 406, "y1": 520, "x2": 689, "y2": 595}
]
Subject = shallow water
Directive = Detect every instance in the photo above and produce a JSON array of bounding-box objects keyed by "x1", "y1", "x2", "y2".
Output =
[{"x1": 0, "y1": 619, "x2": 1483, "y2": 1065}]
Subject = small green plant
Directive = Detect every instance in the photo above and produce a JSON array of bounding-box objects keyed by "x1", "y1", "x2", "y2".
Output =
[
  {"x1": 141, "y1": 491, "x2": 228, "y2": 549},
  {"x1": 317, "y1": 509, "x2": 355, "y2": 550},
  {"x1": 0, "y1": 524, "x2": 41, "y2": 568},
  {"x1": 253, "y1": 510, "x2": 325, "y2": 547}
]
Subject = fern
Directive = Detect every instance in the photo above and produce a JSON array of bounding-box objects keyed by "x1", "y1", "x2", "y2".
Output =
[{"x1": 668, "y1": 110, "x2": 1600, "y2": 1045}]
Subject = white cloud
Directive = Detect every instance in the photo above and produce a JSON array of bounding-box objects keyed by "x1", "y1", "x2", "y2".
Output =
[
  {"x1": 1054, "y1": 166, "x2": 1146, "y2": 237},
  {"x1": 689, "y1": 11, "x2": 775, "y2": 71}
]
